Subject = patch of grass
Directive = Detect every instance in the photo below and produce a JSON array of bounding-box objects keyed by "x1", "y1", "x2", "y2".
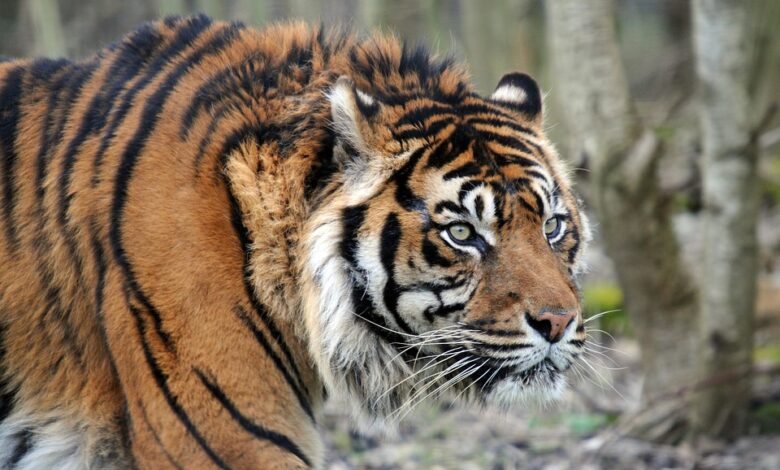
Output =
[
  {"x1": 528, "y1": 412, "x2": 618, "y2": 437},
  {"x1": 653, "y1": 123, "x2": 676, "y2": 142},
  {"x1": 330, "y1": 430, "x2": 353, "y2": 454},
  {"x1": 752, "y1": 401, "x2": 780, "y2": 434},
  {"x1": 565, "y1": 413, "x2": 619, "y2": 436},
  {"x1": 762, "y1": 154, "x2": 780, "y2": 206},
  {"x1": 754, "y1": 344, "x2": 780, "y2": 364},
  {"x1": 672, "y1": 192, "x2": 696, "y2": 212}
]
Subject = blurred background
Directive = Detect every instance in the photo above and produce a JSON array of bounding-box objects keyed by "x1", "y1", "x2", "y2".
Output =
[{"x1": 2, "y1": 0, "x2": 779, "y2": 468}]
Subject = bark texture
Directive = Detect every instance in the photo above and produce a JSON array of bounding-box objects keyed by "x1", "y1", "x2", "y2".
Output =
[
  {"x1": 691, "y1": 0, "x2": 758, "y2": 440},
  {"x1": 547, "y1": 0, "x2": 699, "y2": 442}
]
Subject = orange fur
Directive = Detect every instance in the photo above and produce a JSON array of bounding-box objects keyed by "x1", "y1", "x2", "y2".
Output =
[{"x1": 0, "y1": 16, "x2": 589, "y2": 469}]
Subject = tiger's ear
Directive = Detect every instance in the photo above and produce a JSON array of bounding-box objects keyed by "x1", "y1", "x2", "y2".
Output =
[
  {"x1": 490, "y1": 72, "x2": 542, "y2": 123},
  {"x1": 329, "y1": 76, "x2": 382, "y2": 174}
]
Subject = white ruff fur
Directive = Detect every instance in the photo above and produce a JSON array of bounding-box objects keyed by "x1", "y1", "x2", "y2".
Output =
[
  {"x1": 301, "y1": 197, "x2": 414, "y2": 428},
  {"x1": 0, "y1": 410, "x2": 123, "y2": 469}
]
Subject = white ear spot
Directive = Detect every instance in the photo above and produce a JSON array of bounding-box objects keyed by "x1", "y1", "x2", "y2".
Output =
[
  {"x1": 490, "y1": 72, "x2": 542, "y2": 119},
  {"x1": 490, "y1": 84, "x2": 528, "y2": 105},
  {"x1": 356, "y1": 89, "x2": 375, "y2": 107}
]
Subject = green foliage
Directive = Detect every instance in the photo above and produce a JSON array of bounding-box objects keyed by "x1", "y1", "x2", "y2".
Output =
[
  {"x1": 760, "y1": 154, "x2": 780, "y2": 206},
  {"x1": 751, "y1": 402, "x2": 780, "y2": 434},
  {"x1": 529, "y1": 412, "x2": 618, "y2": 437},
  {"x1": 653, "y1": 123, "x2": 676, "y2": 142},
  {"x1": 582, "y1": 282, "x2": 631, "y2": 336},
  {"x1": 754, "y1": 345, "x2": 780, "y2": 364},
  {"x1": 672, "y1": 192, "x2": 696, "y2": 212}
]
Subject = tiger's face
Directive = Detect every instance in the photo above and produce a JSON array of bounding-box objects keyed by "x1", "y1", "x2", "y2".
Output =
[{"x1": 302, "y1": 72, "x2": 590, "y2": 424}]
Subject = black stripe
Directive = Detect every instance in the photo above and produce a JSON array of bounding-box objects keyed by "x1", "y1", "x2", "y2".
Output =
[
  {"x1": 426, "y1": 301, "x2": 465, "y2": 320},
  {"x1": 192, "y1": 106, "x2": 228, "y2": 175},
  {"x1": 380, "y1": 213, "x2": 416, "y2": 335},
  {"x1": 516, "y1": 193, "x2": 540, "y2": 216},
  {"x1": 466, "y1": 116, "x2": 536, "y2": 137},
  {"x1": 471, "y1": 341, "x2": 532, "y2": 352},
  {"x1": 34, "y1": 61, "x2": 72, "y2": 206},
  {"x1": 225, "y1": 181, "x2": 313, "y2": 421},
  {"x1": 8, "y1": 429, "x2": 32, "y2": 467},
  {"x1": 233, "y1": 306, "x2": 314, "y2": 420},
  {"x1": 433, "y1": 200, "x2": 465, "y2": 215},
  {"x1": 463, "y1": 325, "x2": 524, "y2": 337},
  {"x1": 180, "y1": 53, "x2": 276, "y2": 140},
  {"x1": 58, "y1": 27, "x2": 167, "y2": 250},
  {"x1": 494, "y1": 153, "x2": 539, "y2": 168},
  {"x1": 110, "y1": 22, "x2": 244, "y2": 351},
  {"x1": 37, "y1": 60, "x2": 100, "y2": 296},
  {"x1": 477, "y1": 129, "x2": 534, "y2": 155},
  {"x1": 458, "y1": 180, "x2": 484, "y2": 204},
  {"x1": 392, "y1": 146, "x2": 427, "y2": 212},
  {"x1": 529, "y1": 188, "x2": 545, "y2": 216},
  {"x1": 424, "y1": 128, "x2": 473, "y2": 169},
  {"x1": 195, "y1": 369, "x2": 312, "y2": 467},
  {"x1": 525, "y1": 169, "x2": 549, "y2": 184},
  {"x1": 26, "y1": 63, "x2": 98, "y2": 372},
  {"x1": 474, "y1": 195, "x2": 485, "y2": 220},
  {"x1": 567, "y1": 226, "x2": 581, "y2": 264},
  {"x1": 394, "y1": 104, "x2": 455, "y2": 128},
  {"x1": 126, "y1": 296, "x2": 230, "y2": 469},
  {"x1": 137, "y1": 400, "x2": 185, "y2": 470},
  {"x1": 340, "y1": 204, "x2": 367, "y2": 266},
  {"x1": 349, "y1": 277, "x2": 408, "y2": 346},
  {"x1": 442, "y1": 162, "x2": 482, "y2": 181},
  {"x1": 392, "y1": 117, "x2": 454, "y2": 141},
  {"x1": 92, "y1": 14, "x2": 214, "y2": 184},
  {"x1": 0, "y1": 322, "x2": 17, "y2": 424},
  {"x1": 0, "y1": 66, "x2": 24, "y2": 253},
  {"x1": 339, "y1": 207, "x2": 411, "y2": 347},
  {"x1": 505, "y1": 177, "x2": 530, "y2": 194},
  {"x1": 208, "y1": 122, "x2": 281, "y2": 177},
  {"x1": 458, "y1": 103, "x2": 518, "y2": 123},
  {"x1": 421, "y1": 238, "x2": 452, "y2": 268}
]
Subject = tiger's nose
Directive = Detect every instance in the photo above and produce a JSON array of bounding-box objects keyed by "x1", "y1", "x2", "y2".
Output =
[{"x1": 525, "y1": 309, "x2": 577, "y2": 343}]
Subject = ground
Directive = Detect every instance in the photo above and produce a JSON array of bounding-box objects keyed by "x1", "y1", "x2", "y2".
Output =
[{"x1": 321, "y1": 336, "x2": 780, "y2": 469}]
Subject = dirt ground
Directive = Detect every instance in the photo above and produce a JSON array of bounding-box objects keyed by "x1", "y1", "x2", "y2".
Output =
[{"x1": 320, "y1": 336, "x2": 780, "y2": 469}]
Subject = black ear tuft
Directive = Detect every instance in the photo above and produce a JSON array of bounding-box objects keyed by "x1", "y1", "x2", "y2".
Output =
[{"x1": 490, "y1": 72, "x2": 542, "y2": 120}]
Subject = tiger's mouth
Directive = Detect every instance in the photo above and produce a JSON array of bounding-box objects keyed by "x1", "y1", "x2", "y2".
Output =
[
  {"x1": 512, "y1": 358, "x2": 560, "y2": 384},
  {"x1": 417, "y1": 340, "x2": 575, "y2": 411}
]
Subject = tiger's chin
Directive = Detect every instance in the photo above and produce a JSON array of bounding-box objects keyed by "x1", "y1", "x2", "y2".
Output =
[
  {"x1": 483, "y1": 360, "x2": 568, "y2": 411},
  {"x1": 333, "y1": 356, "x2": 569, "y2": 435}
]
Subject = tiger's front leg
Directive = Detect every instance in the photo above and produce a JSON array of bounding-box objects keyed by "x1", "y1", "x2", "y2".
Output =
[{"x1": 97, "y1": 165, "x2": 322, "y2": 469}]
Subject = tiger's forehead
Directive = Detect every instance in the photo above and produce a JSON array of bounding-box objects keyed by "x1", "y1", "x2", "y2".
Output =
[{"x1": 406, "y1": 121, "x2": 558, "y2": 220}]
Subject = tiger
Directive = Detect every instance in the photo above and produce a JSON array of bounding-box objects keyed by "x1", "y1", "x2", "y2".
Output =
[{"x1": 0, "y1": 14, "x2": 590, "y2": 469}]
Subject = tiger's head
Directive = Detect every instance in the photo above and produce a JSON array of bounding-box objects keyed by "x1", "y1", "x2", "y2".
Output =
[{"x1": 301, "y1": 71, "x2": 590, "y2": 426}]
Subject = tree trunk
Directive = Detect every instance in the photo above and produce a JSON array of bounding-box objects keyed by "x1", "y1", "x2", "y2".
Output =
[
  {"x1": 547, "y1": 0, "x2": 699, "y2": 443},
  {"x1": 691, "y1": 0, "x2": 759, "y2": 440},
  {"x1": 25, "y1": 0, "x2": 66, "y2": 57}
]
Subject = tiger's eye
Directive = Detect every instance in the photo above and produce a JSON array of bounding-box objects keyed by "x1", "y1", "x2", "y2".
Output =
[
  {"x1": 544, "y1": 216, "x2": 560, "y2": 237},
  {"x1": 448, "y1": 223, "x2": 473, "y2": 241}
]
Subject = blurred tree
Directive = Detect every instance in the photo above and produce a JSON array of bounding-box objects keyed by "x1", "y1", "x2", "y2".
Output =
[
  {"x1": 548, "y1": 0, "x2": 698, "y2": 443},
  {"x1": 691, "y1": 0, "x2": 776, "y2": 440},
  {"x1": 25, "y1": 0, "x2": 66, "y2": 57},
  {"x1": 549, "y1": 0, "x2": 778, "y2": 443}
]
